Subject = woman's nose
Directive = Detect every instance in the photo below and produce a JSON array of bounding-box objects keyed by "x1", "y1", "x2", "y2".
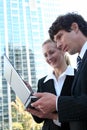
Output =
[{"x1": 47, "y1": 55, "x2": 52, "y2": 61}]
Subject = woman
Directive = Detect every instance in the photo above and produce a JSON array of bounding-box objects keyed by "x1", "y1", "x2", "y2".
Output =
[{"x1": 27, "y1": 39, "x2": 75, "y2": 130}]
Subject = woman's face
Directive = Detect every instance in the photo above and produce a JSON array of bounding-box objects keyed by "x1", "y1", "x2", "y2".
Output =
[{"x1": 42, "y1": 42, "x2": 64, "y2": 69}]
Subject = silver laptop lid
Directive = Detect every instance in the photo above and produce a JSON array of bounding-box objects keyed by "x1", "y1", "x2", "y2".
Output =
[{"x1": 3, "y1": 55, "x2": 33, "y2": 108}]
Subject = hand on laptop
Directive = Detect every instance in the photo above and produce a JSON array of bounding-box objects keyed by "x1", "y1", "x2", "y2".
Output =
[{"x1": 30, "y1": 92, "x2": 57, "y2": 114}]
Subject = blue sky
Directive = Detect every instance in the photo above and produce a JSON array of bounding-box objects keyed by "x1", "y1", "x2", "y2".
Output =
[{"x1": 58, "y1": 0, "x2": 87, "y2": 20}]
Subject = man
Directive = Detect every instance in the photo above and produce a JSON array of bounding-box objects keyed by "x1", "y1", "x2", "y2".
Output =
[{"x1": 28, "y1": 13, "x2": 87, "y2": 130}]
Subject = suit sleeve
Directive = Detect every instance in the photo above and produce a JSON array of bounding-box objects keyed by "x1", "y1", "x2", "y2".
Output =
[
  {"x1": 58, "y1": 91, "x2": 87, "y2": 122},
  {"x1": 31, "y1": 77, "x2": 46, "y2": 123}
]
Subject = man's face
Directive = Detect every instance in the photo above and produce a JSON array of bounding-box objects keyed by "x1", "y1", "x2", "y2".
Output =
[{"x1": 54, "y1": 29, "x2": 78, "y2": 55}]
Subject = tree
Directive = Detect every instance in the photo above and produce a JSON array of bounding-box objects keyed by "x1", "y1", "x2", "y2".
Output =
[
  {"x1": 12, "y1": 122, "x2": 23, "y2": 130},
  {"x1": 11, "y1": 96, "x2": 43, "y2": 130}
]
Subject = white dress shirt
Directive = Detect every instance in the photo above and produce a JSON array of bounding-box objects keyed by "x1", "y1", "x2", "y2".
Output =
[
  {"x1": 44, "y1": 65, "x2": 74, "y2": 126},
  {"x1": 79, "y1": 41, "x2": 87, "y2": 59}
]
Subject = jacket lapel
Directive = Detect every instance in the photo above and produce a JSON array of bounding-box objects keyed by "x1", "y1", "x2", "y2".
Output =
[
  {"x1": 71, "y1": 50, "x2": 87, "y2": 93},
  {"x1": 44, "y1": 79, "x2": 56, "y2": 95},
  {"x1": 60, "y1": 75, "x2": 74, "y2": 96}
]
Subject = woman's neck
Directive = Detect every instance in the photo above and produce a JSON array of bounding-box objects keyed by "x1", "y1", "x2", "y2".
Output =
[{"x1": 53, "y1": 64, "x2": 67, "y2": 79}]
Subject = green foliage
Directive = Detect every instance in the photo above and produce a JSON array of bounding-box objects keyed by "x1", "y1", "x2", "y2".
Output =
[
  {"x1": 12, "y1": 122, "x2": 23, "y2": 130},
  {"x1": 11, "y1": 96, "x2": 43, "y2": 130}
]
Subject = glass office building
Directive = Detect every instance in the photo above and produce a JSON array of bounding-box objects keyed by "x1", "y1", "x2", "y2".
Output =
[{"x1": 0, "y1": 0, "x2": 64, "y2": 129}]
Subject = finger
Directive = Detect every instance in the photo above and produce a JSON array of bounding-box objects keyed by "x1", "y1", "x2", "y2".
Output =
[
  {"x1": 33, "y1": 92, "x2": 44, "y2": 98},
  {"x1": 31, "y1": 100, "x2": 40, "y2": 108}
]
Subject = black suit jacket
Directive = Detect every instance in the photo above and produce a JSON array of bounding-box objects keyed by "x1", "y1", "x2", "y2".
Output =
[
  {"x1": 32, "y1": 75, "x2": 74, "y2": 130},
  {"x1": 58, "y1": 50, "x2": 87, "y2": 130}
]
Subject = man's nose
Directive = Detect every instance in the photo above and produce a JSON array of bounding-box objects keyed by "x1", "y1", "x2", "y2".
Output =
[{"x1": 56, "y1": 42, "x2": 62, "y2": 50}]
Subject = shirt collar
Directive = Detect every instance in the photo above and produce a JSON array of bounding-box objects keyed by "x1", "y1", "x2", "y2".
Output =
[
  {"x1": 44, "y1": 65, "x2": 74, "y2": 83},
  {"x1": 79, "y1": 41, "x2": 87, "y2": 59}
]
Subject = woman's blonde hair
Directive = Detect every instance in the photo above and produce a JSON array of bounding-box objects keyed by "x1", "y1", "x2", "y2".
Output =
[
  {"x1": 42, "y1": 39, "x2": 54, "y2": 46},
  {"x1": 64, "y1": 53, "x2": 71, "y2": 65}
]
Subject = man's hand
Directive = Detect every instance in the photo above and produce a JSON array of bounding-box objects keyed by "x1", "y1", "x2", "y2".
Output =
[
  {"x1": 30, "y1": 92, "x2": 57, "y2": 114},
  {"x1": 27, "y1": 107, "x2": 58, "y2": 120}
]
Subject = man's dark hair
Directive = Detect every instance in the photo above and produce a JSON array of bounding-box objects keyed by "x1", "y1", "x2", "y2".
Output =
[{"x1": 48, "y1": 12, "x2": 87, "y2": 41}]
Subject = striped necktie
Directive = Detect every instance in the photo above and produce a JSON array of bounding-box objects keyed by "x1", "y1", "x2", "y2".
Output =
[{"x1": 77, "y1": 56, "x2": 82, "y2": 71}]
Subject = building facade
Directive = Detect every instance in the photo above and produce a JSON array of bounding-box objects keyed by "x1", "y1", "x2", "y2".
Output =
[{"x1": 0, "y1": 0, "x2": 63, "y2": 129}]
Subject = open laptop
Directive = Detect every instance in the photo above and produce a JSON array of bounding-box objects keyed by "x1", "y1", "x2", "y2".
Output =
[{"x1": 3, "y1": 54, "x2": 37, "y2": 108}]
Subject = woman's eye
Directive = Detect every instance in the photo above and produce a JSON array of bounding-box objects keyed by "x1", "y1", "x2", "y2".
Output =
[
  {"x1": 44, "y1": 54, "x2": 47, "y2": 58},
  {"x1": 50, "y1": 51, "x2": 54, "y2": 54}
]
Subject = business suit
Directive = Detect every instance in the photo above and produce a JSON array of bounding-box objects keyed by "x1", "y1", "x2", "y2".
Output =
[
  {"x1": 32, "y1": 74, "x2": 74, "y2": 130},
  {"x1": 58, "y1": 50, "x2": 87, "y2": 130}
]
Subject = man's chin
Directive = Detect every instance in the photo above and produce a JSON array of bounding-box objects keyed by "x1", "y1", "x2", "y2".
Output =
[{"x1": 68, "y1": 50, "x2": 75, "y2": 55}]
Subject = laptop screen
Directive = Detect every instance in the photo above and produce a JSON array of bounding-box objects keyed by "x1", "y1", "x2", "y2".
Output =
[{"x1": 3, "y1": 55, "x2": 33, "y2": 108}]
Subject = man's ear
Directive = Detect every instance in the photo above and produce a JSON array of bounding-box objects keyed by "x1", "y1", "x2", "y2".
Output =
[{"x1": 71, "y1": 22, "x2": 79, "y2": 32}]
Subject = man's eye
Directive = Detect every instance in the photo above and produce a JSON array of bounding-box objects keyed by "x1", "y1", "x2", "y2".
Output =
[{"x1": 57, "y1": 35, "x2": 61, "y2": 40}]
